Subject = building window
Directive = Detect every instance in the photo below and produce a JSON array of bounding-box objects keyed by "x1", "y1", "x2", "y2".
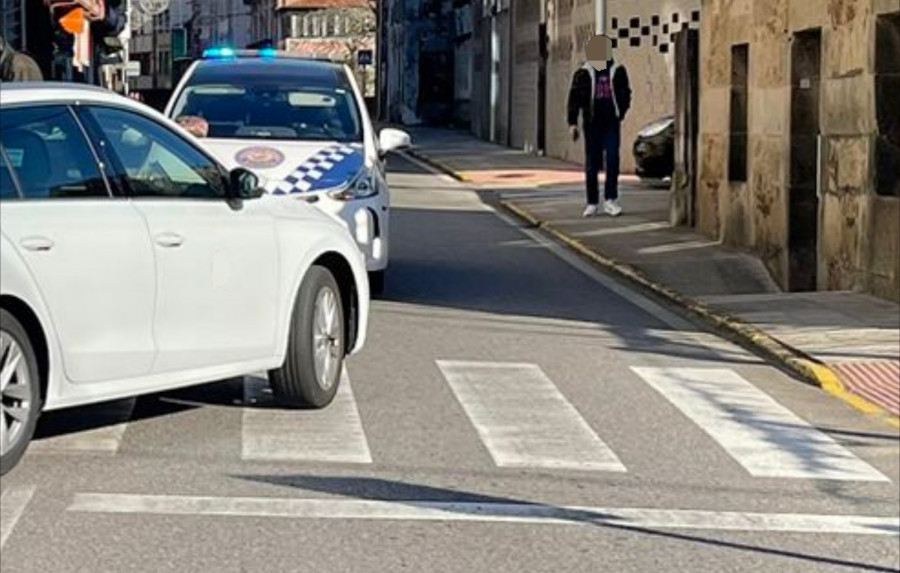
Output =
[
  {"x1": 729, "y1": 44, "x2": 749, "y2": 182},
  {"x1": 875, "y1": 12, "x2": 900, "y2": 197}
]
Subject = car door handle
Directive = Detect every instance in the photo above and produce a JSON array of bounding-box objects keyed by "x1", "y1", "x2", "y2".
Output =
[
  {"x1": 154, "y1": 232, "x2": 184, "y2": 248},
  {"x1": 19, "y1": 236, "x2": 54, "y2": 252}
]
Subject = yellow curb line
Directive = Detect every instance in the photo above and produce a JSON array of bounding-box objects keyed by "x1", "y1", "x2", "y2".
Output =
[
  {"x1": 810, "y1": 362, "x2": 900, "y2": 430},
  {"x1": 500, "y1": 200, "x2": 900, "y2": 429}
]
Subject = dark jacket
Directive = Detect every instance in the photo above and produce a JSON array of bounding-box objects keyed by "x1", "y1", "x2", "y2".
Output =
[
  {"x1": 0, "y1": 36, "x2": 44, "y2": 82},
  {"x1": 567, "y1": 61, "x2": 631, "y2": 128}
]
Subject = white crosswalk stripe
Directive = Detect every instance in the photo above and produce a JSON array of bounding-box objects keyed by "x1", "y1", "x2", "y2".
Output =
[
  {"x1": 67, "y1": 493, "x2": 900, "y2": 536},
  {"x1": 632, "y1": 367, "x2": 890, "y2": 481},
  {"x1": 0, "y1": 486, "x2": 36, "y2": 549},
  {"x1": 241, "y1": 371, "x2": 372, "y2": 464},
  {"x1": 437, "y1": 360, "x2": 627, "y2": 472}
]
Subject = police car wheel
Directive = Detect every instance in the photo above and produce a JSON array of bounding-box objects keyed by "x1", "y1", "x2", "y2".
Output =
[
  {"x1": 368, "y1": 271, "x2": 385, "y2": 297},
  {"x1": 269, "y1": 266, "x2": 343, "y2": 409}
]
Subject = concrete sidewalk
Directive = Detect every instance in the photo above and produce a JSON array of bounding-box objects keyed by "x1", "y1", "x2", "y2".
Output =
[
  {"x1": 404, "y1": 127, "x2": 642, "y2": 188},
  {"x1": 403, "y1": 127, "x2": 900, "y2": 425}
]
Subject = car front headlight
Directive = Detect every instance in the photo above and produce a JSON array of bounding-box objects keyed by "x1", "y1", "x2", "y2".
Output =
[{"x1": 328, "y1": 168, "x2": 378, "y2": 201}]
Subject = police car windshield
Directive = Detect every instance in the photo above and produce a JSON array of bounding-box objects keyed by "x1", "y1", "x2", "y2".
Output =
[{"x1": 171, "y1": 66, "x2": 363, "y2": 143}]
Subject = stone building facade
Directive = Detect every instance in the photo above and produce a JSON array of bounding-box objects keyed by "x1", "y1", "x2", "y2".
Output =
[{"x1": 697, "y1": 0, "x2": 900, "y2": 301}]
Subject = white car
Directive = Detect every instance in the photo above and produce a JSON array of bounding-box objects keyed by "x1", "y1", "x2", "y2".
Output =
[
  {"x1": 0, "y1": 83, "x2": 370, "y2": 475},
  {"x1": 165, "y1": 49, "x2": 411, "y2": 295}
]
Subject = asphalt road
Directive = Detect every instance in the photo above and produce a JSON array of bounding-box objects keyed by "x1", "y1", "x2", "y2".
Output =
[{"x1": 1, "y1": 154, "x2": 898, "y2": 573}]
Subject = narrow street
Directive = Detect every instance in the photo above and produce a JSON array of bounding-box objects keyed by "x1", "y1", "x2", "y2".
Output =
[{"x1": 0, "y1": 154, "x2": 897, "y2": 572}]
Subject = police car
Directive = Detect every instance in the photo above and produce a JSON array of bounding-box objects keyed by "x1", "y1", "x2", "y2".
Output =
[{"x1": 165, "y1": 48, "x2": 410, "y2": 294}]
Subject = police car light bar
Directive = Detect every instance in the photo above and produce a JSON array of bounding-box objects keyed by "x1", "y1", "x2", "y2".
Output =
[
  {"x1": 203, "y1": 47, "x2": 237, "y2": 59},
  {"x1": 201, "y1": 48, "x2": 343, "y2": 64}
]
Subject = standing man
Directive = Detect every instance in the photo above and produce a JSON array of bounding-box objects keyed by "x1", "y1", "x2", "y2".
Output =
[
  {"x1": 567, "y1": 34, "x2": 631, "y2": 217},
  {"x1": 0, "y1": 35, "x2": 44, "y2": 82}
]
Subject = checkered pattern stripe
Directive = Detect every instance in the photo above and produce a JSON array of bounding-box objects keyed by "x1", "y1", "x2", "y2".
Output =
[
  {"x1": 270, "y1": 143, "x2": 364, "y2": 195},
  {"x1": 609, "y1": 10, "x2": 701, "y2": 55}
]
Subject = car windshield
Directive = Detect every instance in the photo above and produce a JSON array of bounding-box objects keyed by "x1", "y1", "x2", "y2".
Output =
[{"x1": 170, "y1": 70, "x2": 363, "y2": 143}]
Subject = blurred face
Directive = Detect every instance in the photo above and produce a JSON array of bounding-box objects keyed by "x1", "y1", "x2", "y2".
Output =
[{"x1": 585, "y1": 34, "x2": 613, "y2": 71}]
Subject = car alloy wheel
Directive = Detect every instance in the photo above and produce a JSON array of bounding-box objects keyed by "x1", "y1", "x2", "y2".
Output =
[
  {"x1": 0, "y1": 331, "x2": 34, "y2": 458},
  {"x1": 313, "y1": 286, "x2": 342, "y2": 391}
]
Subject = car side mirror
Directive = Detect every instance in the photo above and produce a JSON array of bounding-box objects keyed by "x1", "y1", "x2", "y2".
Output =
[
  {"x1": 378, "y1": 128, "x2": 411, "y2": 157},
  {"x1": 229, "y1": 168, "x2": 264, "y2": 199}
]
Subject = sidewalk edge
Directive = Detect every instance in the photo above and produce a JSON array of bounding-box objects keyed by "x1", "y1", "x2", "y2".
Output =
[
  {"x1": 407, "y1": 148, "x2": 471, "y2": 182},
  {"x1": 499, "y1": 200, "x2": 900, "y2": 429}
]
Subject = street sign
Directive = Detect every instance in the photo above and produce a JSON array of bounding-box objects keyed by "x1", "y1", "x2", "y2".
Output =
[
  {"x1": 357, "y1": 49, "x2": 373, "y2": 67},
  {"x1": 125, "y1": 60, "x2": 141, "y2": 77}
]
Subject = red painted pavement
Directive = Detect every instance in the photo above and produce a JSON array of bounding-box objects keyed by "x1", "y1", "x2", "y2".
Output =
[
  {"x1": 459, "y1": 169, "x2": 643, "y2": 188},
  {"x1": 833, "y1": 361, "x2": 900, "y2": 417}
]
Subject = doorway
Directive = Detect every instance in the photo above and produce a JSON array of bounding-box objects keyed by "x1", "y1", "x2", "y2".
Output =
[{"x1": 788, "y1": 29, "x2": 822, "y2": 292}]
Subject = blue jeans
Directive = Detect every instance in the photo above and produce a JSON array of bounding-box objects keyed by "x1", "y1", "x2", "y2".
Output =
[{"x1": 584, "y1": 123, "x2": 621, "y2": 204}]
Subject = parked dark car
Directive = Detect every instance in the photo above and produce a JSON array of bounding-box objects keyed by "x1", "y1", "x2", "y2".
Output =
[{"x1": 633, "y1": 115, "x2": 675, "y2": 180}]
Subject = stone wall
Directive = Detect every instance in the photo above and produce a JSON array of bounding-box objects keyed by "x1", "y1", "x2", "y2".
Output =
[{"x1": 697, "y1": 0, "x2": 900, "y2": 301}]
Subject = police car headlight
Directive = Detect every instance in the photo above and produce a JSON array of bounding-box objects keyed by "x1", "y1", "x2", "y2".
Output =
[{"x1": 328, "y1": 169, "x2": 378, "y2": 201}]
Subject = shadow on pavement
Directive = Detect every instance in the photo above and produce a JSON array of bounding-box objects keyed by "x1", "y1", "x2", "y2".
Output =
[
  {"x1": 383, "y1": 205, "x2": 757, "y2": 367},
  {"x1": 232, "y1": 474, "x2": 899, "y2": 573}
]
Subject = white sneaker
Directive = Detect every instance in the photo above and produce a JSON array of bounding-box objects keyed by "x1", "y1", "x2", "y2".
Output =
[
  {"x1": 604, "y1": 199, "x2": 623, "y2": 217},
  {"x1": 582, "y1": 204, "x2": 599, "y2": 218}
]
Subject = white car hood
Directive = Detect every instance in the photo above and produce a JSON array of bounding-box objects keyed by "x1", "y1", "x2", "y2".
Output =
[{"x1": 201, "y1": 138, "x2": 367, "y2": 195}]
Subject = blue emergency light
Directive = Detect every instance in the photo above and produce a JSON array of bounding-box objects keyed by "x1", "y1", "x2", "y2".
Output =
[{"x1": 203, "y1": 47, "x2": 236, "y2": 59}]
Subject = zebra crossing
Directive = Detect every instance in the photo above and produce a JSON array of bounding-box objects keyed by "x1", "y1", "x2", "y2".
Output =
[
  {"x1": 26, "y1": 362, "x2": 891, "y2": 483},
  {"x1": 438, "y1": 360, "x2": 626, "y2": 472},
  {"x1": 241, "y1": 371, "x2": 372, "y2": 464}
]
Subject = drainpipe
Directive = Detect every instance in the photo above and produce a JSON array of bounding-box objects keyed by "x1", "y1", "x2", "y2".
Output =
[
  {"x1": 595, "y1": 0, "x2": 605, "y2": 34},
  {"x1": 490, "y1": 2, "x2": 498, "y2": 143},
  {"x1": 506, "y1": 0, "x2": 513, "y2": 147}
]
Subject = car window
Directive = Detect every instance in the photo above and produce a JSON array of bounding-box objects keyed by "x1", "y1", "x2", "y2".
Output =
[
  {"x1": 86, "y1": 106, "x2": 227, "y2": 199},
  {"x1": 0, "y1": 106, "x2": 108, "y2": 200},
  {"x1": 0, "y1": 148, "x2": 19, "y2": 200},
  {"x1": 170, "y1": 70, "x2": 363, "y2": 142}
]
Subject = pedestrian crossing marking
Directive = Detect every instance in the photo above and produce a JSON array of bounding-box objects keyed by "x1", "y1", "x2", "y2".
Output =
[
  {"x1": 67, "y1": 493, "x2": 900, "y2": 536},
  {"x1": 437, "y1": 361, "x2": 627, "y2": 472},
  {"x1": 14, "y1": 363, "x2": 894, "y2": 483},
  {"x1": 632, "y1": 367, "x2": 890, "y2": 481},
  {"x1": 0, "y1": 486, "x2": 36, "y2": 549},
  {"x1": 241, "y1": 371, "x2": 372, "y2": 464}
]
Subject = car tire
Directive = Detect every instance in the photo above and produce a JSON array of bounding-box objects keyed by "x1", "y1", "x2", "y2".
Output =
[
  {"x1": 269, "y1": 266, "x2": 344, "y2": 409},
  {"x1": 0, "y1": 309, "x2": 41, "y2": 476},
  {"x1": 368, "y1": 270, "x2": 385, "y2": 297}
]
